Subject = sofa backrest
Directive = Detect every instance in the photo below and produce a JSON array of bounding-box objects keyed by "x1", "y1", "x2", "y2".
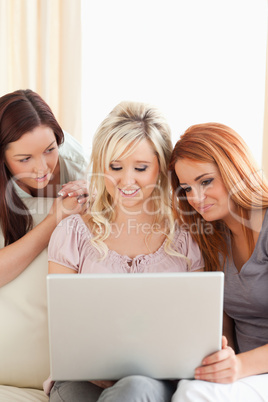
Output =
[{"x1": 0, "y1": 197, "x2": 54, "y2": 390}]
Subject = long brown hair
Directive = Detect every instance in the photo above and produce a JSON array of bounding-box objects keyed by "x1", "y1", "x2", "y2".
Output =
[
  {"x1": 0, "y1": 89, "x2": 64, "y2": 246},
  {"x1": 169, "y1": 122, "x2": 268, "y2": 271}
]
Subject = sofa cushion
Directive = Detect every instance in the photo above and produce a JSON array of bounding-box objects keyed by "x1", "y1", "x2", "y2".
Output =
[
  {"x1": 0, "y1": 197, "x2": 54, "y2": 391},
  {"x1": 0, "y1": 385, "x2": 48, "y2": 401}
]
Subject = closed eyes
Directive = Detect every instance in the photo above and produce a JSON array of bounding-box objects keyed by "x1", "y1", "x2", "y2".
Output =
[{"x1": 110, "y1": 164, "x2": 148, "y2": 172}]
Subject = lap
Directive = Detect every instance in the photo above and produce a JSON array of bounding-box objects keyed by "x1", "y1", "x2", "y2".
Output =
[
  {"x1": 50, "y1": 376, "x2": 177, "y2": 402},
  {"x1": 99, "y1": 376, "x2": 176, "y2": 402},
  {"x1": 50, "y1": 381, "x2": 103, "y2": 402},
  {"x1": 172, "y1": 374, "x2": 268, "y2": 402}
]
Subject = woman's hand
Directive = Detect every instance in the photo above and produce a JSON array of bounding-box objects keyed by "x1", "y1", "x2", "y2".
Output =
[
  {"x1": 49, "y1": 194, "x2": 88, "y2": 223},
  {"x1": 58, "y1": 180, "x2": 89, "y2": 204},
  {"x1": 194, "y1": 336, "x2": 241, "y2": 383}
]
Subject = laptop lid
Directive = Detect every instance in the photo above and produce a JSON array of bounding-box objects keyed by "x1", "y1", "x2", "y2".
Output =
[{"x1": 47, "y1": 272, "x2": 224, "y2": 381}]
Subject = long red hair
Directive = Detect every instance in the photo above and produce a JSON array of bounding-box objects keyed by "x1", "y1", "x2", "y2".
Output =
[{"x1": 169, "y1": 122, "x2": 268, "y2": 271}]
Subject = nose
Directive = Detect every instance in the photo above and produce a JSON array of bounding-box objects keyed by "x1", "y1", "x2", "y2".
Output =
[
  {"x1": 188, "y1": 187, "x2": 206, "y2": 205},
  {"x1": 120, "y1": 168, "x2": 136, "y2": 187},
  {"x1": 33, "y1": 156, "x2": 48, "y2": 174}
]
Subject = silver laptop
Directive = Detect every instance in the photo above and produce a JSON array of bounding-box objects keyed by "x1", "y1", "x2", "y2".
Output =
[{"x1": 47, "y1": 272, "x2": 224, "y2": 381}]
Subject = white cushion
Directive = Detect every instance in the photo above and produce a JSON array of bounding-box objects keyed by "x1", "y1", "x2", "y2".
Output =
[
  {"x1": 0, "y1": 198, "x2": 54, "y2": 393},
  {"x1": 0, "y1": 385, "x2": 48, "y2": 401}
]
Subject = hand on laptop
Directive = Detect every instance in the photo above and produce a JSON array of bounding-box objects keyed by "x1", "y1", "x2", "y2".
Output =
[
  {"x1": 194, "y1": 336, "x2": 239, "y2": 384},
  {"x1": 90, "y1": 380, "x2": 117, "y2": 389}
]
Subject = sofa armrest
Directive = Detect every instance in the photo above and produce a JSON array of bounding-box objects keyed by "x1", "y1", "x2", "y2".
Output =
[{"x1": 0, "y1": 198, "x2": 54, "y2": 390}]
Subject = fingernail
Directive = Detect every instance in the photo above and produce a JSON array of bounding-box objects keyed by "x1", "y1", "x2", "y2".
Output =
[
  {"x1": 68, "y1": 192, "x2": 74, "y2": 197},
  {"x1": 58, "y1": 191, "x2": 64, "y2": 196}
]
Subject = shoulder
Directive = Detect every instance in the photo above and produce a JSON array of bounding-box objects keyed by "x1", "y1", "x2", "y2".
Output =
[
  {"x1": 48, "y1": 215, "x2": 94, "y2": 270},
  {"x1": 54, "y1": 214, "x2": 91, "y2": 238},
  {"x1": 49, "y1": 215, "x2": 92, "y2": 249},
  {"x1": 263, "y1": 209, "x2": 268, "y2": 228},
  {"x1": 171, "y1": 227, "x2": 190, "y2": 250},
  {"x1": 48, "y1": 214, "x2": 92, "y2": 258},
  {"x1": 172, "y1": 227, "x2": 204, "y2": 270},
  {"x1": 253, "y1": 209, "x2": 268, "y2": 258},
  {"x1": 59, "y1": 131, "x2": 89, "y2": 168}
]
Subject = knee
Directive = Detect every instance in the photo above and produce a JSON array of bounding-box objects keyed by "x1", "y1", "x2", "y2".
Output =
[
  {"x1": 99, "y1": 375, "x2": 157, "y2": 402},
  {"x1": 117, "y1": 375, "x2": 152, "y2": 390}
]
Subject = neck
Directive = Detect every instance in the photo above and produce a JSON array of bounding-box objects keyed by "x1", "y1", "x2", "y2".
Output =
[
  {"x1": 114, "y1": 207, "x2": 157, "y2": 226},
  {"x1": 223, "y1": 208, "x2": 266, "y2": 237}
]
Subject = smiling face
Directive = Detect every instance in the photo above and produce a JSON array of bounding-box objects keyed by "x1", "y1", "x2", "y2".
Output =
[
  {"x1": 104, "y1": 139, "x2": 160, "y2": 213},
  {"x1": 4, "y1": 125, "x2": 59, "y2": 194},
  {"x1": 175, "y1": 158, "x2": 237, "y2": 223}
]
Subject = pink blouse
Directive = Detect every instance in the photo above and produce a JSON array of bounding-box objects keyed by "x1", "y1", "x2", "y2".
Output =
[{"x1": 48, "y1": 214, "x2": 204, "y2": 273}]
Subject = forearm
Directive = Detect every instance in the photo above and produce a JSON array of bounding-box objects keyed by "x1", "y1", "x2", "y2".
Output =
[
  {"x1": 0, "y1": 194, "x2": 86, "y2": 287},
  {"x1": 0, "y1": 213, "x2": 59, "y2": 287},
  {"x1": 237, "y1": 344, "x2": 268, "y2": 378}
]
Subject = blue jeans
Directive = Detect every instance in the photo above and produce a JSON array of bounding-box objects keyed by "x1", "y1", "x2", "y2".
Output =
[{"x1": 50, "y1": 376, "x2": 177, "y2": 402}]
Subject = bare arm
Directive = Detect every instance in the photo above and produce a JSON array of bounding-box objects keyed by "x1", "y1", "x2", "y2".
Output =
[{"x1": 0, "y1": 196, "x2": 84, "y2": 287}]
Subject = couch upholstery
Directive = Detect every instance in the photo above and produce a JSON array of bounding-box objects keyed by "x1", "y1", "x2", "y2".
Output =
[{"x1": 0, "y1": 197, "x2": 55, "y2": 401}]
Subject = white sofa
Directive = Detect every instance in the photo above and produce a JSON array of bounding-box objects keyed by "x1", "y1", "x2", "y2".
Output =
[{"x1": 0, "y1": 197, "x2": 55, "y2": 401}]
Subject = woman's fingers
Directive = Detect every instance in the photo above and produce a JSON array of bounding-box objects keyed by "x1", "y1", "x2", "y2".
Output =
[
  {"x1": 58, "y1": 180, "x2": 89, "y2": 198},
  {"x1": 202, "y1": 345, "x2": 234, "y2": 366},
  {"x1": 195, "y1": 346, "x2": 239, "y2": 383}
]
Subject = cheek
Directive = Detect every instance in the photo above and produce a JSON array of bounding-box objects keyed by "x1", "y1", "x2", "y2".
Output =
[
  {"x1": 104, "y1": 175, "x2": 116, "y2": 195},
  {"x1": 217, "y1": 184, "x2": 229, "y2": 202},
  {"x1": 186, "y1": 195, "x2": 195, "y2": 208},
  {"x1": 5, "y1": 161, "x2": 25, "y2": 176},
  {"x1": 48, "y1": 152, "x2": 59, "y2": 168},
  {"x1": 145, "y1": 168, "x2": 159, "y2": 185}
]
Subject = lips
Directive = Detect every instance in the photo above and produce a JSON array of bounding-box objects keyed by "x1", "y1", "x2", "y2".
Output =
[
  {"x1": 35, "y1": 173, "x2": 49, "y2": 182},
  {"x1": 119, "y1": 188, "x2": 140, "y2": 197},
  {"x1": 198, "y1": 204, "x2": 214, "y2": 213}
]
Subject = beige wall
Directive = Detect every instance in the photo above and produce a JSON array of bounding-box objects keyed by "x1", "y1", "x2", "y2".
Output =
[{"x1": 0, "y1": 0, "x2": 82, "y2": 141}]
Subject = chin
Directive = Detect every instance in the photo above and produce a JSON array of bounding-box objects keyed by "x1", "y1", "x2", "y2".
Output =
[
  {"x1": 199, "y1": 212, "x2": 218, "y2": 222},
  {"x1": 30, "y1": 180, "x2": 50, "y2": 191}
]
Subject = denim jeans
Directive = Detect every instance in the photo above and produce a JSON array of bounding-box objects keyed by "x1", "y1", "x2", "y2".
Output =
[{"x1": 50, "y1": 376, "x2": 177, "y2": 402}]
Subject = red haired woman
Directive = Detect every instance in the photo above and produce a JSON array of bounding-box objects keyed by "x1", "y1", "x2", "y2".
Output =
[{"x1": 169, "y1": 123, "x2": 268, "y2": 401}]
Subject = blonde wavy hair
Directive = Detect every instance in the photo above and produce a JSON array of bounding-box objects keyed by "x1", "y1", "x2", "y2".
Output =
[
  {"x1": 85, "y1": 101, "x2": 188, "y2": 263},
  {"x1": 169, "y1": 122, "x2": 268, "y2": 271}
]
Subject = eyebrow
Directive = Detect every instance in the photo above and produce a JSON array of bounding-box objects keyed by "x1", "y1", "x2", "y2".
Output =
[
  {"x1": 13, "y1": 140, "x2": 56, "y2": 157},
  {"x1": 111, "y1": 160, "x2": 152, "y2": 164},
  {"x1": 180, "y1": 172, "x2": 213, "y2": 186}
]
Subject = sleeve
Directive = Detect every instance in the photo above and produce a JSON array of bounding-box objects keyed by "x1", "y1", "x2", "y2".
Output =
[
  {"x1": 48, "y1": 215, "x2": 82, "y2": 272},
  {"x1": 185, "y1": 232, "x2": 205, "y2": 271}
]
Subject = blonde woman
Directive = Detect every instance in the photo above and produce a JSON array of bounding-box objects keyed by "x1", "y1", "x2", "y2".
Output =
[
  {"x1": 45, "y1": 102, "x2": 204, "y2": 402},
  {"x1": 169, "y1": 123, "x2": 268, "y2": 401}
]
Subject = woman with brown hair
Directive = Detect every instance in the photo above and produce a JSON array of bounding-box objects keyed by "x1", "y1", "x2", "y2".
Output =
[
  {"x1": 0, "y1": 89, "x2": 89, "y2": 287},
  {"x1": 169, "y1": 122, "x2": 268, "y2": 401}
]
